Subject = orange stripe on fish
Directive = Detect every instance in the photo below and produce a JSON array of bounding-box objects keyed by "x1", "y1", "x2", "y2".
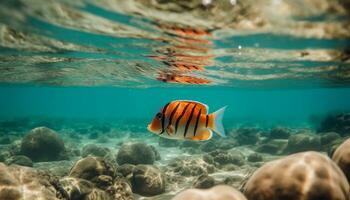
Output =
[{"x1": 147, "y1": 100, "x2": 227, "y2": 141}]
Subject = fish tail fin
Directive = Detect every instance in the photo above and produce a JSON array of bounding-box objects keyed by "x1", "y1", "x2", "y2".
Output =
[{"x1": 209, "y1": 106, "x2": 227, "y2": 137}]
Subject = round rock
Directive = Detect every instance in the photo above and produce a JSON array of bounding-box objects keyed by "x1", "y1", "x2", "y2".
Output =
[
  {"x1": 332, "y1": 138, "x2": 350, "y2": 182},
  {"x1": 285, "y1": 133, "x2": 321, "y2": 153},
  {"x1": 116, "y1": 142, "x2": 156, "y2": 165},
  {"x1": 244, "y1": 151, "x2": 349, "y2": 200},
  {"x1": 0, "y1": 163, "x2": 57, "y2": 200},
  {"x1": 20, "y1": 127, "x2": 66, "y2": 162},
  {"x1": 172, "y1": 185, "x2": 247, "y2": 200},
  {"x1": 69, "y1": 156, "x2": 115, "y2": 181},
  {"x1": 132, "y1": 165, "x2": 165, "y2": 196}
]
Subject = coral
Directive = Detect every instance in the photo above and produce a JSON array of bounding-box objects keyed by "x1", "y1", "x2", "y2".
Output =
[
  {"x1": 332, "y1": 138, "x2": 350, "y2": 182},
  {"x1": 172, "y1": 185, "x2": 247, "y2": 200},
  {"x1": 131, "y1": 165, "x2": 165, "y2": 196},
  {"x1": 116, "y1": 142, "x2": 157, "y2": 165},
  {"x1": 20, "y1": 127, "x2": 66, "y2": 162},
  {"x1": 244, "y1": 151, "x2": 349, "y2": 200}
]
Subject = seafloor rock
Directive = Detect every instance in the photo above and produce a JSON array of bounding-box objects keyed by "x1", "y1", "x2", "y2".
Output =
[
  {"x1": 81, "y1": 144, "x2": 110, "y2": 158},
  {"x1": 318, "y1": 113, "x2": 350, "y2": 136},
  {"x1": 247, "y1": 153, "x2": 263, "y2": 162},
  {"x1": 0, "y1": 163, "x2": 57, "y2": 200},
  {"x1": 69, "y1": 156, "x2": 115, "y2": 181},
  {"x1": 244, "y1": 151, "x2": 349, "y2": 200},
  {"x1": 327, "y1": 138, "x2": 346, "y2": 157},
  {"x1": 116, "y1": 164, "x2": 135, "y2": 181},
  {"x1": 285, "y1": 133, "x2": 321, "y2": 153},
  {"x1": 6, "y1": 155, "x2": 33, "y2": 167},
  {"x1": 268, "y1": 127, "x2": 291, "y2": 139},
  {"x1": 106, "y1": 178, "x2": 134, "y2": 200},
  {"x1": 0, "y1": 150, "x2": 10, "y2": 162},
  {"x1": 192, "y1": 174, "x2": 216, "y2": 189},
  {"x1": 85, "y1": 188, "x2": 111, "y2": 200},
  {"x1": 332, "y1": 138, "x2": 350, "y2": 182},
  {"x1": 320, "y1": 132, "x2": 341, "y2": 145},
  {"x1": 34, "y1": 160, "x2": 75, "y2": 177},
  {"x1": 172, "y1": 185, "x2": 247, "y2": 200},
  {"x1": 20, "y1": 126, "x2": 66, "y2": 162},
  {"x1": 116, "y1": 142, "x2": 157, "y2": 165},
  {"x1": 206, "y1": 150, "x2": 245, "y2": 166},
  {"x1": 233, "y1": 128, "x2": 260, "y2": 145},
  {"x1": 59, "y1": 177, "x2": 94, "y2": 200},
  {"x1": 93, "y1": 175, "x2": 114, "y2": 190},
  {"x1": 255, "y1": 143, "x2": 282, "y2": 154},
  {"x1": 131, "y1": 164, "x2": 165, "y2": 196},
  {"x1": 168, "y1": 157, "x2": 216, "y2": 176}
]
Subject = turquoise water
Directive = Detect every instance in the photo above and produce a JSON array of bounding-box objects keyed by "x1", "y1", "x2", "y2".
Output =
[{"x1": 1, "y1": 86, "x2": 350, "y2": 128}]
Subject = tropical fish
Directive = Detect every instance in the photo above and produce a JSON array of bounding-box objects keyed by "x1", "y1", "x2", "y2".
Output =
[{"x1": 147, "y1": 100, "x2": 226, "y2": 141}]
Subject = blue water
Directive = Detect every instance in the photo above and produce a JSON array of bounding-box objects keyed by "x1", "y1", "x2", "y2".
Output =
[{"x1": 1, "y1": 85, "x2": 350, "y2": 129}]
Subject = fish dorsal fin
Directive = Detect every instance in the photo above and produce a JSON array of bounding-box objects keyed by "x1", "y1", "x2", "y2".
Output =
[{"x1": 175, "y1": 100, "x2": 208, "y2": 114}]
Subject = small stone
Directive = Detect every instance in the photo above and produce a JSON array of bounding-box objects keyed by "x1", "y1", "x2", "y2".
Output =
[
  {"x1": 285, "y1": 133, "x2": 321, "y2": 153},
  {"x1": 193, "y1": 174, "x2": 215, "y2": 189},
  {"x1": 247, "y1": 153, "x2": 263, "y2": 162},
  {"x1": 106, "y1": 178, "x2": 133, "y2": 200},
  {"x1": 132, "y1": 165, "x2": 165, "y2": 196},
  {"x1": 6, "y1": 155, "x2": 33, "y2": 167}
]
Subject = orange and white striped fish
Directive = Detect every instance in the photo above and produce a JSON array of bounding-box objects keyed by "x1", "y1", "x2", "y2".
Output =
[{"x1": 147, "y1": 100, "x2": 226, "y2": 141}]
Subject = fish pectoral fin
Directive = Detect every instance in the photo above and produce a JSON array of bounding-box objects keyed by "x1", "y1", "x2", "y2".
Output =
[
  {"x1": 166, "y1": 124, "x2": 175, "y2": 135},
  {"x1": 192, "y1": 129, "x2": 212, "y2": 141}
]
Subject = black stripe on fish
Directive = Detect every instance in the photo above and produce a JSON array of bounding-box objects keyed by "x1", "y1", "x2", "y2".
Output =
[
  {"x1": 193, "y1": 108, "x2": 202, "y2": 136},
  {"x1": 160, "y1": 102, "x2": 170, "y2": 135},
  {"x1": 205, "y1": 115, "x2": 209, "y2": 128},
  {"x1": 168, "y1": 102, "x2": 181, "y2": 133},
  {"x1": 175, "y1": 103, "x2": 190, "y2": 134},
  {"x1": 184, "y1": 104, "x2": 197, "y2": 137}
]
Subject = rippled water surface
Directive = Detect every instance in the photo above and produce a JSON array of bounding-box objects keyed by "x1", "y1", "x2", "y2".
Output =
[{"x1": 0, "y1": 0, "x2": 349, "y2": 88}]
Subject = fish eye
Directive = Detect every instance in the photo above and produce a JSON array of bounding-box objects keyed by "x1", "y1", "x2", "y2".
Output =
[{"x1": 156, "y1": 113, "x2": 162, "y2": 119}]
